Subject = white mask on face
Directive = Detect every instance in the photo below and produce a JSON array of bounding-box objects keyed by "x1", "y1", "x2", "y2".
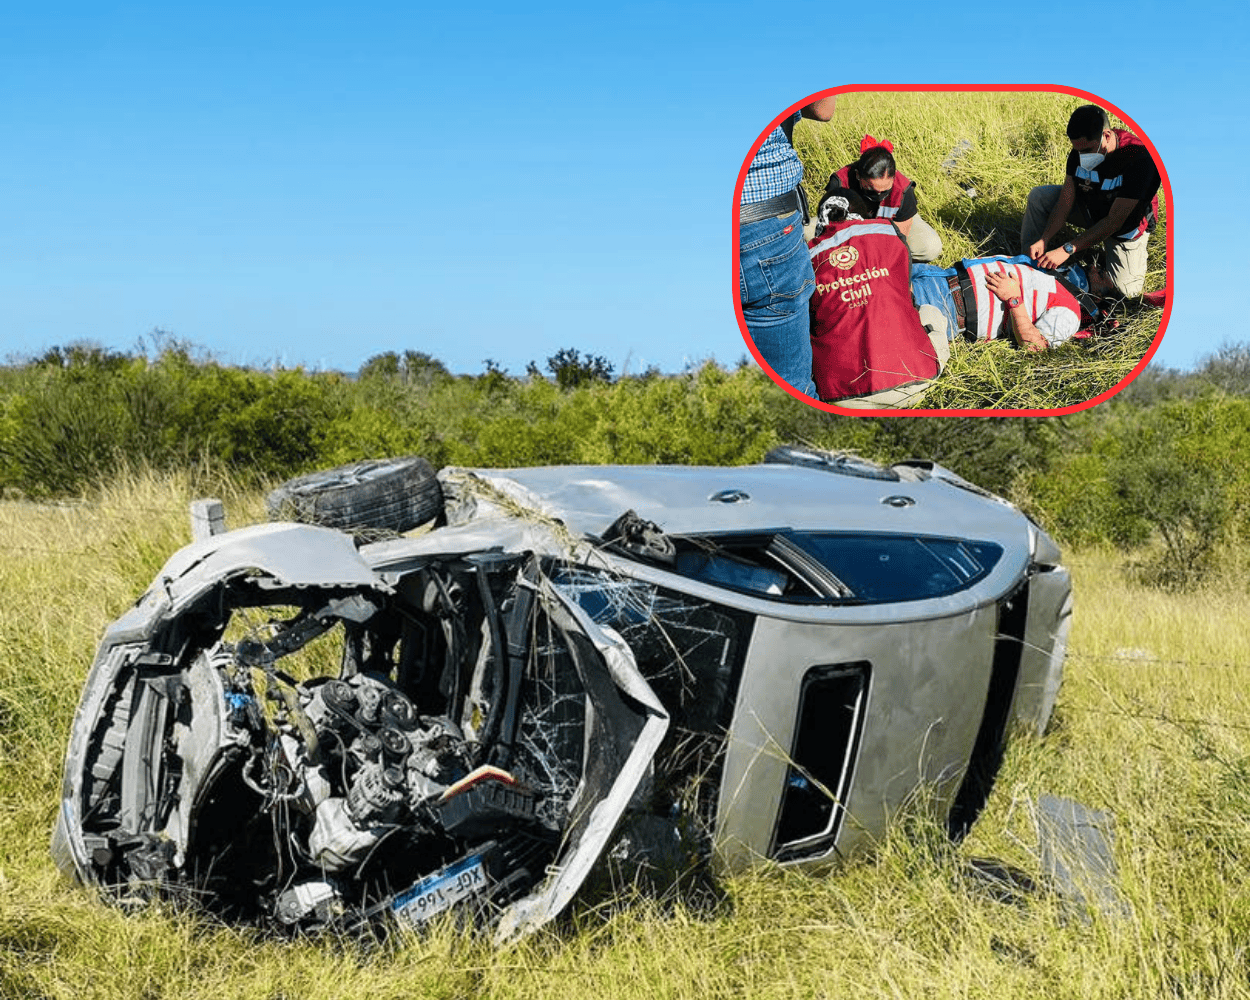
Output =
[{"x1": 1079, "y1": 151, "x2": 1105, "y2": 171}]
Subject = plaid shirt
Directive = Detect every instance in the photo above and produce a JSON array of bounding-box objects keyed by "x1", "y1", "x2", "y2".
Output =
[{"x1": 740, "y1": 112, "x2": 803, "y2": 206}]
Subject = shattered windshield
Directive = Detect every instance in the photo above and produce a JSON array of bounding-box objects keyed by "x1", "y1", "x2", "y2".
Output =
[{"x1": 552, "y1": 565, "x2": 754, "y2": 839}]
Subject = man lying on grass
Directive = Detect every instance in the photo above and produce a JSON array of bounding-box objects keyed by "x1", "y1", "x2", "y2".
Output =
[
  {"x1": 807, "y1": 190, "x2": 1113, "y2": 408},
  {"x1": 910, "y1": 255, "x2": 1110, "y2": 353}
]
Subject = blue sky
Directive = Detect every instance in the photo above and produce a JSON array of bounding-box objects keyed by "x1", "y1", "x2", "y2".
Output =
[{"x1": 1, "y1": 2, "x2": 1239, "y2": 376}]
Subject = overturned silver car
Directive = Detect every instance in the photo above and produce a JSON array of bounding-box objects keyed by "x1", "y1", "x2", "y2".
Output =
[{"x1": 53, "y1": 449, "x2": 1072, "y2": 942}]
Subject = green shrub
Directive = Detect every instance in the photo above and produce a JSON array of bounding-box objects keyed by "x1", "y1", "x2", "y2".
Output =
[
  {"x1": 0, "y1": 357, "x2": 164, "y2": 495},
  {"x1": 4, "y1": 337, "x2": 1249, "y2": 596},
  {"x1": 1104, "y1": 398, "x2": 1250, "y2": 587}
]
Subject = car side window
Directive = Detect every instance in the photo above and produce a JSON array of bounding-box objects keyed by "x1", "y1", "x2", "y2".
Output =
[
  {"x1": 669, "y1": 535, "x2": 828, "y2": 600},
  {"x1": 788, "y1": 533, "x2": 1003, "y2": 603},
  {"x1": 650, "y1": 532, "x2": 1002, "y2": 605}
]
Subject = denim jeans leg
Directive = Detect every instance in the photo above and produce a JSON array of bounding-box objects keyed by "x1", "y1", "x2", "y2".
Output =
[
  {"x1": 909, "y1": 264, "x2": 960, "y2": 340},
  {"x1": 739, "y1": 210, "x2": 817, "y2": 398}
]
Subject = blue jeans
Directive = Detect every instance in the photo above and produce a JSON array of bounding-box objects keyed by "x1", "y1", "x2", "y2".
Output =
[
  {"x1": 739, "y1": 209, "x2": 817, "y2": 398},
  {"x1": 909, "y1": 263, "x2": 960, "y2": 340}
]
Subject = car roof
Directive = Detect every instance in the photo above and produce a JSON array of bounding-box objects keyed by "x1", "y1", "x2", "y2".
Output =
[{"x1": 449, "y1": 463, "x2": 1032, "y2": 550}]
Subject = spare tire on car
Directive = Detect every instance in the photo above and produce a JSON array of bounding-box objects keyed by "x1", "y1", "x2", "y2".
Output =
[{"x1": 266, "y1": 456, "x2": 443, "y2": 534}]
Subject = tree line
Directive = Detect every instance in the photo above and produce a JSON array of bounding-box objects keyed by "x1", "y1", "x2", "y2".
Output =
[{"x1": 2, "y1": 341, "x2": 1248, "y2": 589}]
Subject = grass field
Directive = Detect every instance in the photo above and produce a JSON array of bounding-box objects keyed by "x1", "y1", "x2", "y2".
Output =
[
  {"x1": 5, "y1": 473, "x2": 1250, "y2": 999},
  {"x1": 790, "y1": 90, "x2": 1168, "y2": 411}
]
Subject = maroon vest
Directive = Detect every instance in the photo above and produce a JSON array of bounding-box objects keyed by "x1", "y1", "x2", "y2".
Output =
[
  {"x1": 1111, "y1": 130, "x2": 1159, "y2": 240},
  {"x1": 808, "y1": 219, "x2": 939, "y2": 401},
  {"x1": 833, "y1": 164, "x2": 913, "y2": 220}
]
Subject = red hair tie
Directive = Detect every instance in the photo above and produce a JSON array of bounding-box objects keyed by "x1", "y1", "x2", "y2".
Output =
[{"x1": 860, "y1": 134, "x2": 894, "y2": 154}]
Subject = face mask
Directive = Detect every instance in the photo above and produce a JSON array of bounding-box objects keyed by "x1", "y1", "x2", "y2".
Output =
[{"x1": 1079, "y1": 151, "x2": 1105, "y2": 171}]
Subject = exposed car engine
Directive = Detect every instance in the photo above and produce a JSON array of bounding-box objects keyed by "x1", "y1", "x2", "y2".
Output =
[{"x1": 61, "y1": 548, "x2": 634, "y2": 936}]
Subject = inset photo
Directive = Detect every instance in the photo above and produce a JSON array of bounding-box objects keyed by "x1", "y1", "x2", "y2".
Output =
[{"x1": 735, "y1": 87, "x2": 1170, "y2": 414}]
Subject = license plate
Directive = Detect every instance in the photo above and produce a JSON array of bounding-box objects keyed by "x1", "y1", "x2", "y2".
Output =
[{"x1": 391, "y1": 855, "x2": 487, "y2": 927}]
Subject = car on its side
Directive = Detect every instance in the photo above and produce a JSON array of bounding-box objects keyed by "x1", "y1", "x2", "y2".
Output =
[{"x1": 52, "y1": 448, "x2": 1071, "y2": 942}]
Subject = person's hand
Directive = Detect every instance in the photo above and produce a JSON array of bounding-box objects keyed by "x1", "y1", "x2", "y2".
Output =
[
  {"x1": 1026, "y1": 239, "x2": 1046, "y2": 260},
  {"x1": 1037, "y1": 246, "x2": 1071, "y2": 269},
  {"x1": 984, "y1": 271, "x2": 1021, "y2": 303}
]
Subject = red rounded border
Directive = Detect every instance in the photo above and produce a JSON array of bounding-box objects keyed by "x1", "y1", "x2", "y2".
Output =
[{"x1": 732, "y1": 84, "x2": 1173, "y2": 417}]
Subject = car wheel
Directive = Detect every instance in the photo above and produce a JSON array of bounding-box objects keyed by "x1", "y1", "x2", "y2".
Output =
[
  {"x1": 266, "y1": 456, "x2": 444, "y2": 533},
  {"x1": 763, "y1": 444, "x2": 900, "y2": 482}
]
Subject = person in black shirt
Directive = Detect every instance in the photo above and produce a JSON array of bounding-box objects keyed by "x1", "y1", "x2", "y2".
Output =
[{"x1": 1021, "y1": 105, "x2": 1160, "y2": 297}]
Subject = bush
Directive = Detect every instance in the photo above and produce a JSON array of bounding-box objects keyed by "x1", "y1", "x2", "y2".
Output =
[
  {"x1": 3, "y1": 339, "x2": 1250, "y2": 596},
  {"x1": 1021, "y1": 396, "x2": 1250, "y2": 587},
  {"x1": 1105, "y1": 398, "x2": 1250, "y2": 587},
  {"x1": 0, "y1": 356, "x2": 174, "y2": 495}
]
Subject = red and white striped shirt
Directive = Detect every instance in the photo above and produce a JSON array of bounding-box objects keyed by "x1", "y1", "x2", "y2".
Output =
[{"x1": 965, "y1": 259, "x2": 1081, "y2": 347}]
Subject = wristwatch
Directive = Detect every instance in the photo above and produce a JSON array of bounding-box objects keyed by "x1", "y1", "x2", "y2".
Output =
[
  {"x1": 1062, "y1": 242, "x2": 1076, "y2": 254},
  {"x1": 1006, "y1": 296, "x2": 1023, "y2": 309}
]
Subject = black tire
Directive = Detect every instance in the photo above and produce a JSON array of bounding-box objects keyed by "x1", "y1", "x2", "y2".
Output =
[
  {"x1": 763, "y1": 444, "x2": 900, "y2": 482},
  {"x1": 266, "y1": 456, "x2": 443, "y2": 534}
]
